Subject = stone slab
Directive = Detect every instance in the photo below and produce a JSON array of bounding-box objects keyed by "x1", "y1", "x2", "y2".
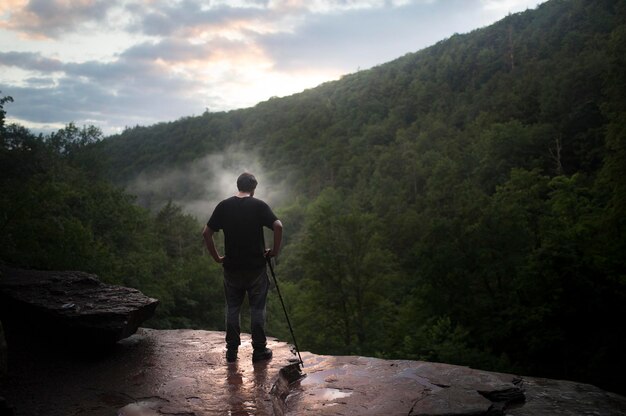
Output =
[
  {"x1": 0, "y1": 266, "x2": 159, "y2": 348},
  {"x1": 0, "y1": 328, "x2": 624, "y2": 416}
]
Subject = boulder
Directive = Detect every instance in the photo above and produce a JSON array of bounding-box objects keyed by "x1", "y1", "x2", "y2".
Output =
[{"x1": 0, "y1": 266, "x2": 158, "y2": 349}]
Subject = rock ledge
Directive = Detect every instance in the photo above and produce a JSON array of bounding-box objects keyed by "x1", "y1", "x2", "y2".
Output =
[
  {"x1": 0, "y1": 266, "x2": 158, "y2": 348},
  {"x1": 0, "y1": 329, "x2": 624, "y2": 415}
]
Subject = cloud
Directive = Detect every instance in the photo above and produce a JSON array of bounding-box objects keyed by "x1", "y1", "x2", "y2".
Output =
[
  {"x1": 123, "y1": 39, "x2": 204, "y2": 63},
  {"x1": 480, "y1": 0, "x2": 539, "y2": 12},
  {"x1": 0, "y1": 46, "x2": 206, "y2": 132},
  {"x1": 260, "y1": 0, "x2": 545, "y2": 72},
  {"x1": 126, "y1": 0, "x2": 277, "y2": 38},
  {"x1": 0, "y1": 51, "x2": 64, "y2": 72},
  {"x1": 259, "y1": 0, "x2": 478, "y2": 72},
  {"x1": 25, "y1": 77, "x2": 56, "y2": 87},
  {"x1": 0, "y1": 0, "x2": 29, "y2": 17},
  {"x1": 124, "y1": 0, "x2": 434, "y2": 41},
  {"x1": 0, "y1": 27, "x2": 312, "y2": 133},
  {"x1": 1, "y1": 0, "x2": 117, "y2": 38}
]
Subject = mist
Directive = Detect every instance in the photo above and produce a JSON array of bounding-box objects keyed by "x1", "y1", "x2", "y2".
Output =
[{"x1": 126, "y1": 147, "x2": 290, "y2": 221}]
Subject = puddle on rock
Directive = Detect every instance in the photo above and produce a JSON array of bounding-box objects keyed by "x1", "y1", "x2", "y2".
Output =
[
  {"x1": 289, "y1": 360, "x2": 354, "y2": 408},
  {"x1": 301, "y1": 368, "x2": 348, "y2": 386},
  {"x1": 314, "y1": 387, "x2": 352, "y2": 401},
  {"x1": 118, "y1": 402, "x2": 161, "y2": 416}
]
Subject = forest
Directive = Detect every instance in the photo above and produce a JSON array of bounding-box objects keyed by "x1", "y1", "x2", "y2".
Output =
[{"x1": 1, "y1": 0, "x2": 625, "y2": 395}]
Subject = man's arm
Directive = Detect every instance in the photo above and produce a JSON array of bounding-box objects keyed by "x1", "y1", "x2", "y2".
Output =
[
  {"x1": 202, "y1": 225, "x2": 224, "y2": 263},
  {"x1": 266, "y1": 220, "x2": 283, "y2": 258}
]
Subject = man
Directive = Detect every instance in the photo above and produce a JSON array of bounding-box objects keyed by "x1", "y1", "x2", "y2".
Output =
[{"x1": 202, "y1": 172, "x2": 283, "y2": 363}]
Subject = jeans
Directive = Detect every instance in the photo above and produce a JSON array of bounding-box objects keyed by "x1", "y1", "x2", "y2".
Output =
[{"x1": 223, "y1": 267, "x2": 269, "y2": 350}]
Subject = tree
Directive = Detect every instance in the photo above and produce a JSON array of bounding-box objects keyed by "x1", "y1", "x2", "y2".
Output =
[
  {"x1": 0, "y1": 92, "x2": 13, "y2": 134},
  {"x1": 155, "y1": 201, "x2": 203, "y2": 260},
  {"x1": 292, "y1": 189, "x2": 398, "y2": 354}
]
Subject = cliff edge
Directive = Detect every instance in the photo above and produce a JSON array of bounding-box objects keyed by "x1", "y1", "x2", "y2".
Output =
[
  {"x1": 0, "y1": 328, "x2": 624, "y2": 416},
  {"x1": 0, "y1": 267, "x2": 623, "y2": 415}
]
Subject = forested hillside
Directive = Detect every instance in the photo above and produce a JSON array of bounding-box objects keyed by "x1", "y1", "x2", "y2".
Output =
[{"x1": 2, "y1": 0, "x2": 625, "y2": 394}]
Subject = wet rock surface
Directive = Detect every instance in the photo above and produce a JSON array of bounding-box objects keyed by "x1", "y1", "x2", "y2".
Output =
[
  {"x1": 1, "y1": 328, "x2": 625, "y2": 415},
  {"x1": 0, "y1": 266, "x2": 158, "y2": 348},
  {"x1": 0, "y1": 329, "x2": 301, "y2": 416},
  {"x1": 284, "y1": 354, "x2": 625, "y2": 415},
  {"x1": 282, "y1": 355, "x2": 522, "y2": 415},
  {"x1": 505, "y1": 377, "x2": 626, "y2": 416}
]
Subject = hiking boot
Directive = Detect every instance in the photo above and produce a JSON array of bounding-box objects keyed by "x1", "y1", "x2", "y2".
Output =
[
  {"x1": 252, "y1": 347, "x2": 272, "y2": 363},
  {"x1": 226, "y1": 348, "x2": 238, "y2": 363}
]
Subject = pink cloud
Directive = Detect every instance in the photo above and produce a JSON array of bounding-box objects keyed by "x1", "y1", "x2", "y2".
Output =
[{"x1": 0, "y1": 0, "x2": 115, "y2": 38}]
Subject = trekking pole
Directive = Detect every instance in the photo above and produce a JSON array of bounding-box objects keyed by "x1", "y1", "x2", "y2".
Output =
[{"x1": 266, "y1": 256, "x2": 304, "y2": 367}]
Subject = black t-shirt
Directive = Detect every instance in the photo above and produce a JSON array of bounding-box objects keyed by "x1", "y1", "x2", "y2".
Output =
[{"x1": 207, "y1": 196, "x2": 278, "y2": 270}]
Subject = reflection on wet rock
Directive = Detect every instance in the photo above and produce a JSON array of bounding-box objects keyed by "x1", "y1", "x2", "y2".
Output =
[
  {"x1": 0, "y1": 328, "x2": 624, "y2": 415},
  {"x1": 0, "y1": 329, "x2": 298, "y2": 416}
]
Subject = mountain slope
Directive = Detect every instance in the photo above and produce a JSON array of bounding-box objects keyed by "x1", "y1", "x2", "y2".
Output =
[{"x1": 101, "y1": 0, "x2": 620, "y2": 192}]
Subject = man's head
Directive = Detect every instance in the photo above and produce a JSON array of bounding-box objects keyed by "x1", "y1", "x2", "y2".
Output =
[{"x1": 237, "y1": 172, "x2": 258, "y2": 193}]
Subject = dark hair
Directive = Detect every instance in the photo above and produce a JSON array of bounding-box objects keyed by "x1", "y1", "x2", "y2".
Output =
[{"x1": 237, "y1": 172, "x2": 258, "y2": 192}]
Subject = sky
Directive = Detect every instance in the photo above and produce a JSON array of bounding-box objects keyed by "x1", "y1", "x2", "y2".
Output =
[{"x1": 1, "y1": 0, "x2": 546, "y2": 136}]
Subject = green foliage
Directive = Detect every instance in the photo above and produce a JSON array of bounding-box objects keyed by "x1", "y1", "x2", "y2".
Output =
[
  {"x1": 0, "y1": 92, "x2": 13, "y2": 136},
  {"x1": 3, "y1": 0, "x2": 626, "y2": 396},
  {"x1": 401, "y1": 316, "x2": 514, "y2": 372},
  {"x1": 0, "y1": 112, "x2": 221, "y2": 335},
  {"x1": 284, "y1": 189, "x2": 400, "y2": 355}
]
